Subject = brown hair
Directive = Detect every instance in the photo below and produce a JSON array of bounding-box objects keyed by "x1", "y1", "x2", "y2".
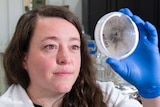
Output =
[{"x1": 3, "y1": 5, "x2": 107, "y2": 107}]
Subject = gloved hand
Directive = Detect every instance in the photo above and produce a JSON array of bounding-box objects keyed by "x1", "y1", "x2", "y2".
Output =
[{"x1": 106, "y1": 8, "x2": 160, "y2": 98}]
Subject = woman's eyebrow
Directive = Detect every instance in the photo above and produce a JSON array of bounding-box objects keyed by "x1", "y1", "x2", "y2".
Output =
[
  {"x1": 41, "y1": 36, "x2": 58, "y2": 42},
  {"x1": 69, "y1": 37, "x2": 80, "y2": 42},
  {"x1": 41, "y1": 36, "x2": 80, "y2": 42}
]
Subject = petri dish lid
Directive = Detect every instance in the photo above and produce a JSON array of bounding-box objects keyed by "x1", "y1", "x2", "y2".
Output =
[{"x1": 94, "y1": 12, "x2": 139, "y2": 60}]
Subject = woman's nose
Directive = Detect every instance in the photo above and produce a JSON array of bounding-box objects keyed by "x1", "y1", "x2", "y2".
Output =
[{"x1": 56, "y1": 46, "x2": 71, "y2": 65}]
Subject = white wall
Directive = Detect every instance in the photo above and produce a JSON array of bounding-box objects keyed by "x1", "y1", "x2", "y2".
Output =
[
  {"x1": 0, "y1": 0, "x2": 24, "y2": 52},
  {"x1": 0, "y1": 54, "x2": 7, "y2": 95}
]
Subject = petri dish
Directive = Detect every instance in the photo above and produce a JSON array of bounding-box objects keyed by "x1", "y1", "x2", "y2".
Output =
[{"x1": 94, "y1": 12, "x2": 139, "y2": 60}]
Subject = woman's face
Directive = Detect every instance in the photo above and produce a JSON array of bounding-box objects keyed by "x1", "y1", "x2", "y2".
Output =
[{"x1": 23, "y1": 17, "x2": 81, "y2": 95}]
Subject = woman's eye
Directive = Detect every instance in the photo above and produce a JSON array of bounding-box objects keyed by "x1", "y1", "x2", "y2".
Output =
[
  {"x1": 45, "y1": 44, "x2": 57, "y2": 50},
  {"x1": 72, "y1": 45, "x2": 80, "y2": 50}
]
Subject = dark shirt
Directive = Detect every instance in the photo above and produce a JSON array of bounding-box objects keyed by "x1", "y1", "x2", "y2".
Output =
[{"x1": 34, "y1": 103, "x2": 42, "y2": 107}]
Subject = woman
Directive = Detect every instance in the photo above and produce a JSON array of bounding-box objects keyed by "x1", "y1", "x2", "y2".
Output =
[{"x1": 0, "y1": 5, "x2": 160, "y2": 107}]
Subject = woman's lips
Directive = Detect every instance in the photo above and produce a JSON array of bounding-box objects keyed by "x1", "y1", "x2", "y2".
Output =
[{"x1": 54, "y1": 71, "x2": 73, "y2": 76}]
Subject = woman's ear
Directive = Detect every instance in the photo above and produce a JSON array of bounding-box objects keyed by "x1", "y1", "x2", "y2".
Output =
[{"x1": 22, "y1": 54, "x2": 28, "y2": 70}]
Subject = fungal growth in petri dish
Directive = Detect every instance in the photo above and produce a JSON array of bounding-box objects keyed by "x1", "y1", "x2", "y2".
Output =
[{"x1": 102, "y1": 14, "x2": 137, "y2": 58}]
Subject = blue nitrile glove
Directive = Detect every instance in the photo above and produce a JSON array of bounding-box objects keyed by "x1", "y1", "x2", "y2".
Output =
[{"x1": 106, "y1": 8, "x2": 160, "y2": 98}]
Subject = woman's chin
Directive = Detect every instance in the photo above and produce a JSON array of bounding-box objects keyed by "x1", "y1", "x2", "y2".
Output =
[{"x1": 56, "y1": 84, "x2": 73, "y2": 93}]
